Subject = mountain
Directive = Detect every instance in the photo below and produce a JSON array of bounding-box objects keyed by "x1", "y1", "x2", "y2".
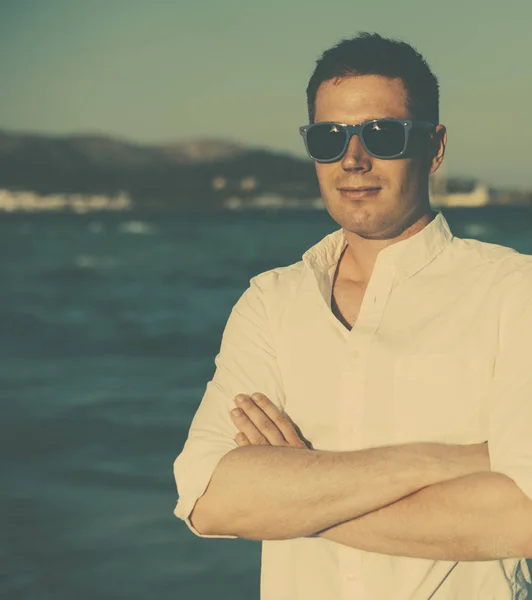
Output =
[{"x1": 0, "y1": 130, "x2": 319, "y2": 211}]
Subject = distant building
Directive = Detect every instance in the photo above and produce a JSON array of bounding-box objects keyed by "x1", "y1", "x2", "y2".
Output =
[
  {"x1": 442, "y1": 182, "x2": 490, "y2": 207},
  {"x1": 0, "y1": 189, "x2": 132, "y2": 212},
  {"x1": 240, "y1": 176, "x2": 258, "y2": 191},
  {"x1": 430, "y1": 174, "x2": 490, "y2": 208},
  {"x1": 211, "y1": 176, "x2": 227, "y2": 191}
]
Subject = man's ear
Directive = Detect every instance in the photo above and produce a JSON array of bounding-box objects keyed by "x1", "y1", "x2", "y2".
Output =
[{"x1": 429, "y1": 125, "x2": 447, "y2": 175}]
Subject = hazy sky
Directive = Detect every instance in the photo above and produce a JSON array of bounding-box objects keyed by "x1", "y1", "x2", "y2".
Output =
[{"x1": 1, "y1": 0, "x2": 531, "y2": 188}]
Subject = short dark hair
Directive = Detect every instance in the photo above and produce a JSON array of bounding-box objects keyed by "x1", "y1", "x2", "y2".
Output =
[{"x1": 306, "y1": 32, "x2": 439, "y2": 125}]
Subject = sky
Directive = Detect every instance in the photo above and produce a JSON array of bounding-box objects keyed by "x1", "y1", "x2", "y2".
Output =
[{"x1": 1, "y1": 0, "x2": 531, "y2": 189}]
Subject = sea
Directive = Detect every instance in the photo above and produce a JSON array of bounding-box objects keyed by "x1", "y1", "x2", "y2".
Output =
[{"x1": 2, "y1": 205, "x2": 532, "y2": 600}]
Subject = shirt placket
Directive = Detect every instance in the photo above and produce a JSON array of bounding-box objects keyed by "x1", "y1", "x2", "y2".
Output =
[{"x1": 338, "y1": 260, "x2": 397, "y2": 600}]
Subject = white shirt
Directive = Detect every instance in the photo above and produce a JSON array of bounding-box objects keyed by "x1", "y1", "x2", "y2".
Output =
[{"x1": 173, "y1": 210, "x2": 532, "y2": 600}]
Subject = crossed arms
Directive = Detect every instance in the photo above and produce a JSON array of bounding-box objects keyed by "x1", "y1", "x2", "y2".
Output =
[
  {"x1": 181, "y1": 272, "x2": 532, "y2": 561},
  {"x1": 189, "y1": 393, "x2": 532, "y2": 561}
]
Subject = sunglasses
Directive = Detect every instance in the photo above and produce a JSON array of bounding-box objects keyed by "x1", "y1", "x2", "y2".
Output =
[{"x1": 299, "y1": 119, "x2": 435, "y2": 162}]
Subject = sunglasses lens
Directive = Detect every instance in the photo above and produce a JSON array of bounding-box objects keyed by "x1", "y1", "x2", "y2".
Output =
[
  {"x1": 362, "y1": 120, "x2": 406, "y2": 157},
  {"x1": 306, "y1": 123, "x2": 347, "y2": 161}
]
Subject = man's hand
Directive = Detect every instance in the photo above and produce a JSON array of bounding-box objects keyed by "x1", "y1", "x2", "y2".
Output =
[
  {"x1": 230, "y1": 392, "x2": 313, "y2": 450},
  {"x1": 229, "y1": 392, "x2": 489, "y2": 468}
]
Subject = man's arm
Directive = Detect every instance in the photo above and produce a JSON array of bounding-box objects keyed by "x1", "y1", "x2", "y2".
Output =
[
  {"x1": 229, "y1": 393, "x2": 532, "y2": 559},
  {"x1": 191, "y1": 439, "x2": 490, "y2": 540},
  {"x1": 312, "y1": 470, "x2": 532, "y2": 560}
]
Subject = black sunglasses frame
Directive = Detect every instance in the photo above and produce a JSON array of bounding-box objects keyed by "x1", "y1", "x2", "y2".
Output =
[{"x1": 299, "y1": 119, "x2": 436, "y2": 162}]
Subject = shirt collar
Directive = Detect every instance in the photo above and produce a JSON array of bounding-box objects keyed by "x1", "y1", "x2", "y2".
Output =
[{"x1": 302, "y1": 210, "x2": 454, "y2": 282}]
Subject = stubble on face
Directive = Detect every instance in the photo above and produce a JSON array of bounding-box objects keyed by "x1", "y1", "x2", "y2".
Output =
[{"x1": 313, "y1": 75, "x2": 433, "y2": 242}]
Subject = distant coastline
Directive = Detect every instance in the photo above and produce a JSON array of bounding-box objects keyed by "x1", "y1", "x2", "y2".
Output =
[{"x1": 0, "y1": 130, "x2": 530, "y2": 212}]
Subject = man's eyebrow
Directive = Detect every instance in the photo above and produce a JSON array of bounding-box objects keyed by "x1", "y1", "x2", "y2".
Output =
[{"x1": 323, "y1": 116, "x2": 403, "y2": 124}]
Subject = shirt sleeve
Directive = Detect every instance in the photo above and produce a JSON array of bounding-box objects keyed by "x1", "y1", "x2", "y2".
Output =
[
  {"x1": 172, "y1": 271, "x2": 286, "y2": 538},
  {"x1": 488, "y1": 261, "x2": 532, "y2": 501}
]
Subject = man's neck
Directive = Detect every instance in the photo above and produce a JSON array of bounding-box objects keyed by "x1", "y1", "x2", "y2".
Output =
[{"x1": 340, "y1": 210, "x2": 436, "y2": 286}]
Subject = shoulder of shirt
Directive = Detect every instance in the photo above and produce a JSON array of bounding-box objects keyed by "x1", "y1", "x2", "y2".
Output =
[
  {"x1": 452, "y1": 236, "x2": 531, "y2": 267},
  {"x1": 451, "y1": 236, "x2": 532, "y2": 289},
  {"x1": 245, "y1": 259, "x2": 306, "y2": 307},
  {"x1": 249, "y1": 259, "x2": 304, "y2": 286},
  {"x1": 250, "y1": 260, "x2": 304, "y2": 283}
]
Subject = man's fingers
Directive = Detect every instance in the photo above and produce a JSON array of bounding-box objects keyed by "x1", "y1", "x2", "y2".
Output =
[
  {"x1": 231, "y1": 407, "x2": 271, "y2": 445},
  {"x1": 256, "y1": 394, "x2": 308, "y2": 448},
  {"x1": 234, "y1": 432, "x2": 250, "y2": 446},
  {"x1": 240, "y1": 392, "x2": 309, "y2": 449},
  {"x1": 231, "y1": 396, "x2": 286, "y2": 446}
]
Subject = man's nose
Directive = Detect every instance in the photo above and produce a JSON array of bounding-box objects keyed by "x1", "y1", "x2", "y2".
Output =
[{"x1": 341, "y1": 133, "x2": 371, "y2": 171}]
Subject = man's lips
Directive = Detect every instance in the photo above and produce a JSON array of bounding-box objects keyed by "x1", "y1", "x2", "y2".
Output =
[
  {"x1": 337, "y1": 186, "x2": 381, "y2": 192},
  {"x1": 337, "y1": 186, "x2": 381, "y2": 200}
]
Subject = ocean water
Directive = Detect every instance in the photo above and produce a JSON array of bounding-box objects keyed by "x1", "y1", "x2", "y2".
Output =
[{"x1": 2, "y1": 206, "x2": 532, "y2": 600}]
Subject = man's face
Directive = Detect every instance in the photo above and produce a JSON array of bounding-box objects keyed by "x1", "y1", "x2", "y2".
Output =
[{"x1": 313, "y1": 74, "x2": 442, "y2": 240}]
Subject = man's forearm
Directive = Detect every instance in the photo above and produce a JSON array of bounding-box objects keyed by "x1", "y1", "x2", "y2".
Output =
[
  {"x1": 193, "y1": 442, "x2": 489, "y2": 540},
  {"x1": 313, "y1": 471, "x2": 532, "y2": 560}
]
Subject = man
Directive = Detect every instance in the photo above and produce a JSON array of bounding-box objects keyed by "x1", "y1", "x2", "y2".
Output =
[{"x1": 173, "y1": 32, "x2": 532, "y2": 599}]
